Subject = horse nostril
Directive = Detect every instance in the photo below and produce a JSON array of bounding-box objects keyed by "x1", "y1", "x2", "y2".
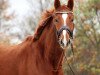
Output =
[
  {"x1": 61, "y1": 40, "x2": 63, "y2": 44},
  {"x1": 67, "y1": 39, "x2": 70, "y2": 46},
  {"x1": 60, "y1": 40, "x2": 64, "y2": 46}
]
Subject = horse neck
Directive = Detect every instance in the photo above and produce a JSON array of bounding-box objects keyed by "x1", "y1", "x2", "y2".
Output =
[{"x1": 38, "y1": 23, "x2": 64, "y2": 70}]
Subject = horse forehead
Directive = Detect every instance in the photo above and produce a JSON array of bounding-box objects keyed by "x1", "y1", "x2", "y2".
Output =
[{"x1": 62, "y1": 14, "x2": 68, "y2": 25}]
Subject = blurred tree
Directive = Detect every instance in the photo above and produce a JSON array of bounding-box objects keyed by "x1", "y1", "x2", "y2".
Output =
[
  {"x1": 27, "y1": 0, "x2": 54, "y2": 28},
  {"x1": 0, "y1": 0, "x2": 11, "y2": 44},
  {"x1": 62, "y1": 0, "x2": 100, "y2": 75},
  {"x1": 27, "y1": 0, "x2": 66, "y2": 29},
  {"x1": 70, "y1": 0, "x2": 100, "y2": 75}
]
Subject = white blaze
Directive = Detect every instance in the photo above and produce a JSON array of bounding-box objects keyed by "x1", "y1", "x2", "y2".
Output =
[
  {"x1": 62, "y1": 14, "x2": 68, "y2": 47},
  {"x1": 62, "y1": 14, "x2": 68, "y2": 25}
]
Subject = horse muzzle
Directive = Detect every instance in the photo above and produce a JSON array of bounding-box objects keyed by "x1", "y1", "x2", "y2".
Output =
[
  {"x1": 57, "y1": 26, "x2": 73, "y2": 49},
  {"x1": 59, "y1": 37, "x2": 70, "y2": 49}
]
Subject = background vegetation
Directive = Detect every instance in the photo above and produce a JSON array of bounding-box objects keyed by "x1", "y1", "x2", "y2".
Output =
[
  {"x1": 0, "y1": 0, "x2": 100, "y2": 75},
  {"x1": 63, "y1": 0, "x2": 100, "y2": 75}
]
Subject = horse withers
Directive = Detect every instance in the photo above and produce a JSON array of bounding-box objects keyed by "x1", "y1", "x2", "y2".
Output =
[{"x1": 0, "y1": 0, "x2": 74, "y2": 75}]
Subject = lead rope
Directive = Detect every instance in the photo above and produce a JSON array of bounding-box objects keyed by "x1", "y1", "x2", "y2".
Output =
[
  {"x1": 64, "y1": 56, "x2": 75, "y2": 75},
  {"x1": 53, "y1": 50, "x2": 65, "y2": 72},
  {"x1": 53, "y1": 39, "x2": 75, "y2": 75},
  {"x1": 63, "y1": 41, "x2": 75, "y2": 75}
]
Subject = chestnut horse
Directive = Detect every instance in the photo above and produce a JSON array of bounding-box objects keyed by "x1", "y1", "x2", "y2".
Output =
[{"x1": 0, "y1": 0, "x2": 74, "y2": 75}]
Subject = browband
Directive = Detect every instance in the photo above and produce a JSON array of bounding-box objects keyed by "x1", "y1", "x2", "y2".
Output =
[{"x1": 55, "y1": 11, "x2": 73, "y2": 14}]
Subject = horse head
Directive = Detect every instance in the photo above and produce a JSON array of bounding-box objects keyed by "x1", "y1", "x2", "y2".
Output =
[
  {"x1": 53, "y1": 0, "x2": 74, "y2": 49},
  {"x1": 34, "y1": 0, "x2": 74, "y2": 49}
]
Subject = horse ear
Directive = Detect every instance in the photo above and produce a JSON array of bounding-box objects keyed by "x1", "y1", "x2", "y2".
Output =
[
  {"x1": 54, "y1": 0, "x2": 61, "y2": 9},
  {"x1": 67, "y1": 0, "x2": 74, "y2": 10}
]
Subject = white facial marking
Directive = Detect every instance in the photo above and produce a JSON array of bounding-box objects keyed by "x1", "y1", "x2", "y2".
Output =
[
  {"x1": 62, "y1": 14, "x2": 68, "y2": 26},
  {"x1": 63, "y1": 30, "x2": 67, "y2": 47},
  {"x1": 62, "y1": 14, "x2": 68, "y2": 47}
]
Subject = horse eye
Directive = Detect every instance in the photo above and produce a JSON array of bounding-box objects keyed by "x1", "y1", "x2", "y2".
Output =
[
  {"x1": 71, "y1": 19, "x2": 74, "y2": 22},
  {"x1": 55, "y1": 19, "x2": 59, "y2": 23}
]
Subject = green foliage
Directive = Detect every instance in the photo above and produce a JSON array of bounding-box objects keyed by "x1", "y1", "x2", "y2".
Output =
[{"x1": 63, "y1": 0, "x2": 100, "y2": 75}]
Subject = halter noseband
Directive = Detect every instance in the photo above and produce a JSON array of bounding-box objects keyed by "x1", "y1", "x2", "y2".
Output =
[{"x1": 57, "y1": 26, "x2": 73, "y2": 39}]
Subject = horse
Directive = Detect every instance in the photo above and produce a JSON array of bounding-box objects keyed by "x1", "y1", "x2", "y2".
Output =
[{"x1": 0, "y1": 0, "x2": 74, "y2": 75}]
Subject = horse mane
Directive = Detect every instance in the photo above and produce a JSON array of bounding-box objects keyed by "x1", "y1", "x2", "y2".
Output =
[
  {"x1": 32, "y1": 5, "x2": 70, "y2": 42},
  {"x1": 33, "y1": 9, "x2": 54, "y2": 41}
]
